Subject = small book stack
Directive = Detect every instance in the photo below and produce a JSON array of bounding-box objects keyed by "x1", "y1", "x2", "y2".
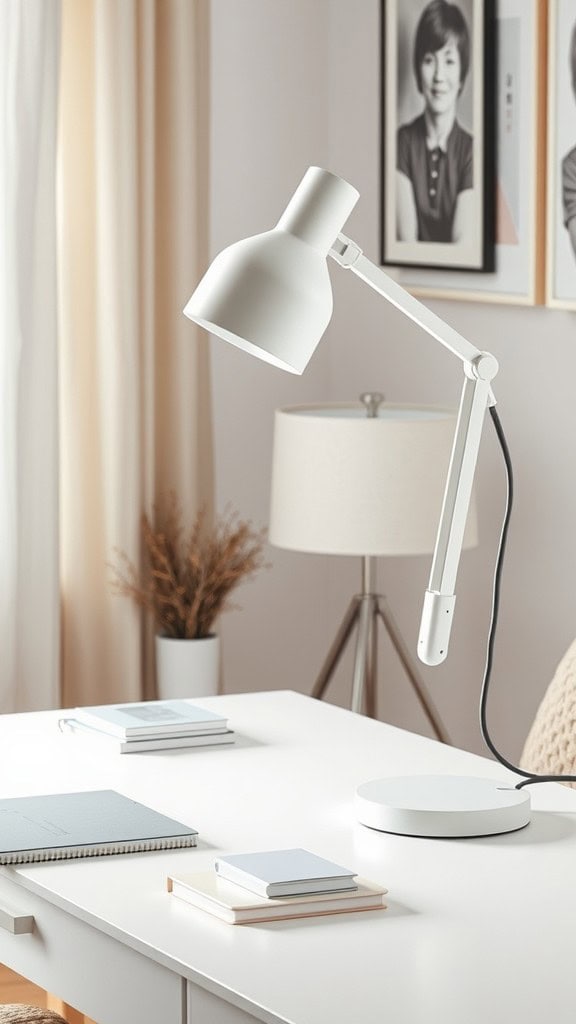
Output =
[
  {"x1": 60, "y1": 700, "x2": 234, "y2": 754},
  {"x1": 168, "y1": 848, "x2": 387, "y2": 924}
]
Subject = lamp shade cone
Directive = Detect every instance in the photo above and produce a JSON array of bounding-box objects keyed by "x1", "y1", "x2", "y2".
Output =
[
  {"x1": 183, "y1": 168, "x2": 359, "y2": 374},
  {"x1": 269, "y1": 403, "x2": 478, "y2": 557}
]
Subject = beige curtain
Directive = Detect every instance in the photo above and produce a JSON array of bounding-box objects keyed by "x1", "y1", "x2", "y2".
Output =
[
  {"x1": 0, "y1": 0, "x2": 61, "y2": 713},
  {"x1": 58, "y1": 0, "x2": 213, "y2": 707}
]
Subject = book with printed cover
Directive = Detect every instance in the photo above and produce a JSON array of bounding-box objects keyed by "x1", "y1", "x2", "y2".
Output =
[
  {"x1": 60, "y1": 717, "x2": 235, "y2": 753},
  {"x1": 73, "y1": 699, "x2": 228, "y2": 739}
]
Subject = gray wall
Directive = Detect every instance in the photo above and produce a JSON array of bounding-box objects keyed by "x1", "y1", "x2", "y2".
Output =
[{"x1": 208, "y1": 0, "x2": 576, "y2": 760}]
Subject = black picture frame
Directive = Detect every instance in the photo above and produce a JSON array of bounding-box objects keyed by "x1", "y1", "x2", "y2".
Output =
[{"x1": 381, "y1": 0, "x2": 496, "y2": 272}]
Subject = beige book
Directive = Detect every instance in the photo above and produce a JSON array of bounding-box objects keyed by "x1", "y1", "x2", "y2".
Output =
[{"x1": 167, "y1": 871, "x2": 387, "y2": 925}]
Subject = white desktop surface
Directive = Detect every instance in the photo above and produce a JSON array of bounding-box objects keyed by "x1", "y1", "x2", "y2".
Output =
[{"x1": 1, "y1": 690, "x2": 575, "y2": 1024}]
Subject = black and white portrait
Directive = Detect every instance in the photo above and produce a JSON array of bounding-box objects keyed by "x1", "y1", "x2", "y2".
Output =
[
  {"x1": 547, "y1": 0, "x2": 576, "y2": 308},
  {"x1": 381, "y1": 0, "x2": 495, "y2": 271},
  {"x1": 562, "y1": 24, "x2": 576, "y2": 263}
]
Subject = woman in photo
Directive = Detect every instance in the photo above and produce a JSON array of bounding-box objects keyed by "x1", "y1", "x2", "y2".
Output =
[
  {"x1": 562, "y1": 21, "x2": 576, "y2": 262},
  {"x1": 396, "y1": 0, "x2": 473, "y2": 244}
]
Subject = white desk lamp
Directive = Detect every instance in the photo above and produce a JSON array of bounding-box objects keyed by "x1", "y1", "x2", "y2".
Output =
[{"x1": 184, "y1": 166, "x2": 531, "y2": 838}]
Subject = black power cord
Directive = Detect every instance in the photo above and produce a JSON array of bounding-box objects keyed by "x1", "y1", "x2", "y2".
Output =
[{"x1": 479, "y1": 406, "x2": 576, "y2": 790}]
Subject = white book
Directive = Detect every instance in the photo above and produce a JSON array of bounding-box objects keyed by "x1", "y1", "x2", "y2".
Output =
[
  {"x1": 74, "y1": 699, "x2": 228, "y2": 739},
  {"x1": 60, "y1": 718, "x2": 235, "y2": 753},
  {"x1": 0, "y1": 790, "x2": 198, "y2": 864},
  {"x1": 168, "y1": 871, "x2": 387, "y2": 925},
  {"x1": 214, "y1": 848, "x2": 357, "y2": 898}
]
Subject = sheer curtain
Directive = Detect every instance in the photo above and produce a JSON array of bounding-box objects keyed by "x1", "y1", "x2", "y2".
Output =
[
  {"x1": 0, "y1": 0, "x2": 212, "y2": 712},
  {"x1": 58, "y1": 0, "x2": 213, "y2": 707},
  {"x1": 0, "y1": 1, "x2": 61, "y2": 712}
]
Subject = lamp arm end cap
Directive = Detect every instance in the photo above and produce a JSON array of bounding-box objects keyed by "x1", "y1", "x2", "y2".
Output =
[{"x1": 418, "y1": 591, "x2": 456, "y2": 666}]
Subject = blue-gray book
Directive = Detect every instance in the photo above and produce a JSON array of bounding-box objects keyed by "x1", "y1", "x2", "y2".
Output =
[
  {"x1": 0, "y1": 790, "x2": 198, "y2": 864},
  {"x1": 215, "y1": 848, "x2": 357, "y2": 897}
]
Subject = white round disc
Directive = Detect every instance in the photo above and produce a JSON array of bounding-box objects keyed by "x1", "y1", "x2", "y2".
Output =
[{"x1": 355, "y1": 775, "x2": 531, "y2": 838}]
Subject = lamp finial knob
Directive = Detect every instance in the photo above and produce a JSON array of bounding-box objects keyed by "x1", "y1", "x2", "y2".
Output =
[{"x1": 360, "y1": 392, "x2": 384, "y2": 419}]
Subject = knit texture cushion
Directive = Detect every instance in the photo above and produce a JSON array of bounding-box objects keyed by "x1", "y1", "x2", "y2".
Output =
[
  {"x1": 521, "y1": 637, "x2": 576, "y2": 786},
  {"x1": 0, "y1": 1008, "x2": 67, "y2": 1023}
]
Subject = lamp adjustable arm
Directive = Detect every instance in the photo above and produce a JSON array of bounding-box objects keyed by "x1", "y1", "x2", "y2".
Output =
[
  {"x1": 329, "y1": 233, "x2": 499, "y2": 666},
  {"x1": 417, "y1": 372, "x2": 492, "y2": 665},
  {"x1": 330, "y1": 234, "x2": 498, "y2": 378}
]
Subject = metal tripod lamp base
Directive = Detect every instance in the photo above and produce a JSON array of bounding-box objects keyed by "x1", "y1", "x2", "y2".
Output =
[{"x1": 311, "y1": 557, "x2": 450, "y2": 743}]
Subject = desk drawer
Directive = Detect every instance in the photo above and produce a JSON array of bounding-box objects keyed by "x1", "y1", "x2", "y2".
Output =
[
  {"x1": 188, "y1": 983, "x2": 260, "y2": 1023},
  {"x1": 0, "y1": 874, "x2": 183, "y2": 1024}
]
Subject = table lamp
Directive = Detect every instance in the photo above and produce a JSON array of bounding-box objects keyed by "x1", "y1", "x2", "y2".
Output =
[
  {"x1": 269, "y1": 395, "x2": 479, "y2": 742},
  {"x1": 183, "y1": 166, "x2": 533, "y2": 838}
]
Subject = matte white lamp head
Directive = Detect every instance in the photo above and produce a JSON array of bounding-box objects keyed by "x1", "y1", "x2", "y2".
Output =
[{"x1": 183, "y1": 167, "x2": 359, "y2": 373}]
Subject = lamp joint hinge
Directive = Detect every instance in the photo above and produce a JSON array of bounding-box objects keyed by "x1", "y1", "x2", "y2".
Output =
[
  {"x1": 466, "y1": 352, "x2": 499, "y2": 384},
  {"x1": 330, "y1": 233, "x2": 363, "y2": 268}
]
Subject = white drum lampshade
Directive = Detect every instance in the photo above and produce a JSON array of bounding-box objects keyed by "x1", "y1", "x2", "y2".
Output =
[{"x1": 269, "y1": 403, "x2": 478, "y2": 558}]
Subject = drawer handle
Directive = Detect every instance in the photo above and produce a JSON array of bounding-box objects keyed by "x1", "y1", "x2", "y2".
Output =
[{"x1": 0, "y1": 902, "x2": 34, "y2": 934}]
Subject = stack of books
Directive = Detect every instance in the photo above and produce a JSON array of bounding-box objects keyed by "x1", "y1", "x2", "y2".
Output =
[
  {"x1": 60, "y1": 699, "x2": 234, "y2": 754},
  {"x1": 168, "y1": 848, "x2": 387, "y2": 924}
]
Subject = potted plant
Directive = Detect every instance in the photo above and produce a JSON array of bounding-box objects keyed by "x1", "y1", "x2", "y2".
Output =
[{"x1": 111, "y1": 495, "x2": 267, "y2": 698}]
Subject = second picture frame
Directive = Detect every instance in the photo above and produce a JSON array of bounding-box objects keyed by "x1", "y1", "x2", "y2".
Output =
[{"x1": 546, "y1": 0, "x2": 576, "y2": 310}]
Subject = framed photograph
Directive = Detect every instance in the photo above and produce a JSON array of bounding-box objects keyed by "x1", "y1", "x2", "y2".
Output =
[
  {"x1": 546, "y1": 0, "x2": 576, "y2": 310},
  {"x1": 396, "y1": 0, "x2": 546, "y2": 305},
  {"x1": 381, "y1": 0, "x2": 496, "y2": 272}
]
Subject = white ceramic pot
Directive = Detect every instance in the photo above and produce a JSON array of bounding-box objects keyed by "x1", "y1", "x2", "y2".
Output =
[{"x1": 155, "y1": 634, "x2": 220, "y2": 700}]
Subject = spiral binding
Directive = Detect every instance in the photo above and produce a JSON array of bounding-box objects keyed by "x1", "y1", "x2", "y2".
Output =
[{"x1": 2, "y1": 835, "x2": 197, "y2": 865}]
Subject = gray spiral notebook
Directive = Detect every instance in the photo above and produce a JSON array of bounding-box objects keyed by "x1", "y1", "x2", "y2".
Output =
[{"x1": 0, "y1": 790, "x2": 198, "y2": 864}]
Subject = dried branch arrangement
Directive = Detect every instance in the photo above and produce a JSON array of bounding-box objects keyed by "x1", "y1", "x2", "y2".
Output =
[{"x1": 110, "y1": 495, "x2": 268, "y2": 639}]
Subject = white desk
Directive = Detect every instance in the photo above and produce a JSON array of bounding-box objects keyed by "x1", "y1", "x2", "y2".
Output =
[{"x1": 1, "y1": 691, "x2": 575, "y2": 1024}]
